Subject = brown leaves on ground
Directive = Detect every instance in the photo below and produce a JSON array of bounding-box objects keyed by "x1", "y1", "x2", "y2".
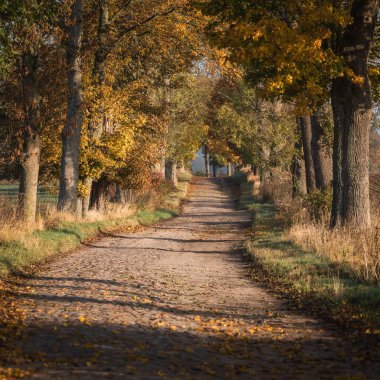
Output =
[
  {"x1": 0, "y1": 281, "x2": 31, "y2": 379},
  {"x1": 1, "y1": 178, "x2": 380, "y2": 379}
]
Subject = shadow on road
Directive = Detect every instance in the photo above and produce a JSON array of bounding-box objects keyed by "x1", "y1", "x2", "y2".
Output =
[{"x1": 13, "y1": 320, "x2": 379, "y2": 379}]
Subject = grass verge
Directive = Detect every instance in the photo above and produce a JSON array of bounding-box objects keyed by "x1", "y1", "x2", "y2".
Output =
[
  {"x1": 0, "y1": 175, "x2": 190, "y2": 279},
  {"x1": 233, "y1": 172, "x2": 380, "y2": 335}
]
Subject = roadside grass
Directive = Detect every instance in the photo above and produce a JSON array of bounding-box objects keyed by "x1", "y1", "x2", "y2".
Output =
[
  {"x1": 0, "y1": 175, "x2": 190, "y2": 279},
  {"x1": 233, "y1": 172, "x2": 380, "y2": 333},
  {"x1": 235, "y1": 172, "x2": 257, "y2": 212}
]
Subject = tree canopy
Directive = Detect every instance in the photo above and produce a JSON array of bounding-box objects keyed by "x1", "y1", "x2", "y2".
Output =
[{"x1": 0, "y1": 0, "x2": 378, "y2": 230}]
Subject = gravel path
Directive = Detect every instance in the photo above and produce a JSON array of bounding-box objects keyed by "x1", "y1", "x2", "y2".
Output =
[{"x1": 12, "y1": 177, "x2": 379, "y2": 379}]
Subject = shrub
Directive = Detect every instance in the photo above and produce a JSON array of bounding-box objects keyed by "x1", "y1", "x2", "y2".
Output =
[{"x1": 301, "y1": 187, "x2": 333, "y2": 221}]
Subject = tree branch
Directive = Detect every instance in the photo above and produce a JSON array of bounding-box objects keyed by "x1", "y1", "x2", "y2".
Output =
[{"x1": 116, "y1": 7, "x2": 177, "y2": 40}]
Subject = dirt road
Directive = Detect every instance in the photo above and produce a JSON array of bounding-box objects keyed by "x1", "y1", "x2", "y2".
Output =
[{"x1": 10, "y1": 178, "x2": 379, "y2": 379}]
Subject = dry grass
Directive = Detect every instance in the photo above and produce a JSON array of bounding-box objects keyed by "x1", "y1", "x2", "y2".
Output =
[
  {"x1": 0, "y1": 175, "x2": 191, "y2": 278},
  {"x1": 240, "y1": 167, "x2": 293, "y2": 208},
  {"x1": 242, "y1": 169, "x2": 380, "y2": 285},
  {"x1": 288, "y1": 218, "x2": 380, "y2": 284},
  {"x1": 0, "y1": 198, "x2": 134, "y2": 244},
  {"x1": 0, "y1": 198, "x2": 41, "y2": 243},
  {"x1": 0, "y1": 176, "x2": 187, "y2": 245},
  {"x1": 233, "y1": 171, "x2": 380, "y2": 331}
]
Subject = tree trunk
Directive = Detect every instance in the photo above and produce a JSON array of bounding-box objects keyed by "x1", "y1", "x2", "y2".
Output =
[
  {"x1": 165, "y1": 160, "x2": 178, "y2": 186},
  {"x1": 227, "y1": 163, "x2": 232, "y2": 176},
  {"x1": 76, "y1": 197, "x2": 82, "y2": 218},
  {"x1": 18, "y1": 52, "x2": 41, "y2": 223},
  {"x1": 310, "y1": 112, "x2": 332, "y2": 189},
  {"x1": 83, "y1": 0, "x2": 110, "y2": 216},
  {"x1": 330, "y1": 94, "x2": 344, "y2": 228},
  {"x1": 259, "y1": 145, "x2": 270, "y2": 182},
  {"x1": 179, "y1": 160, "x2": 186, "y2": 174},
  {"x1": 330, "y1": 0, "x2": 378, "y2": 229},
  {"x1": 204, "y1": 145, "x2": 210, "y2": 177},
  {"x1": 291, "y1": 129, "x2": 303, "y2": 198},
  {"x1": 291, "y1": 154, "x2": 302, "y2": 199},
  {"x1": 58, "y1": 0, "x2": 83, "y2": 212},
  {"x1": 259, "y1": 167, "x2": 269, "y2": 182},
  {"x1": 160, "y1": 158, "x2": 166, "y2": 177},
  {"x1": 299, "y1": 116, "x2": 316, "y2": 193},
  {"x1": 212, "y1": 161, "x2": 217, "y2": 177},
  {"x1": 93, "y1": 0, "x2": 109, "y2": 85},
  {"x1": 19, "y1": 136, "x2": 40, "y2": 223},
  {"x1": 90, "y1": 177, "x2": 107, "y2": 210},
  {"x1": 81, "y1": 177, "x2": 92, "y2": 218},
  {"x1": 115, "y1": 184, "x2": 122, "y2": 203}
]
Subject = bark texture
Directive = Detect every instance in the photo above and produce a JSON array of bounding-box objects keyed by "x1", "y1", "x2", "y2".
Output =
[
  {"x1": 165, "y1": 160, "x2": 178, "y2": 187},
  {"x1": 83, "y1": 0, "x2": 109, "y2": 215},
  {"x1": 330, "y1": 0, "x2": 379, "y2": 229},
  {"x1": 18, "y1": 52, "x2": 41, "y2": 223},
  {"x1": 204, "y1": 145, "x2": 210, "y2": 177},
  {"x1": 160, "y1": 158, "x2": 166, "y2": 177},
  {"x1": 179, "y1": 161, "x2": 187, "y2": 174},
  {"x1": 93, "y1": 0, "x2": 109, "y2": 85},
  {"x1": 58, "y1": 0, "x2": 84, "y2": 212},
  {"x1": 19, "y1": 138, "x2": 40, "y2": 223},
  {"x1": 227, "y1": 163, "x2": 232, "y2": 177},
  {"x1": 331, "y1": 96, "x2": 344, "y2": 228},
  {"x1": 212, "y1": 162, "x2": 217, "y2": 177},
  {"x1": 291, "y1": 128, "x2": 303, "y2": 198},
  {"x1": 90, "y1": 177, "x2": 108, "y2": 210},
  {"x1": 310, "y1": 113, "x2": 332, "y2": 189},
  {"x1": 299, "y1": 116, "x2": 316, "y2": 193},
  {"x1": 114, "y1": 185, "x2": 123, "y2": 203},
  {"x1": 81, "y1": 178, "x2": 92, "y2": 218}
]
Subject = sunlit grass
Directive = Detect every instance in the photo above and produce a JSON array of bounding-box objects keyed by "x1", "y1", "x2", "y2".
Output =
[
  {"x1": 0, "y1": 217, "x2": 136, "y2": 277},
  {"x1": 288, "y1": 220, "x2": 380, "y2": 284}
]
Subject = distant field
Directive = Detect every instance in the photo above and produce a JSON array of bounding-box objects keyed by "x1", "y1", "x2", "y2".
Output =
[{"x1": 0, "y1": 183, "x2": 57, "y2": 204}]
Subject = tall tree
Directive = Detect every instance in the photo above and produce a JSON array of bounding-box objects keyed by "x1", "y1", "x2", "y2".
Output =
[
  {"x1": 291, "y1": 140, "x2": 303, "y2": 198},
  {"x1": 330, "y1": 0, "x2": 379, "y2": 229},
  {"x1": 81, "y1": 0, "x2": 109, "y2": 216},
  {"x1": 204, "y1": 145, "x2": 210, "y2": 177},
  {"x1": 0, "y1": 0, "x2": 60, "y2": 222},
  {"x1": 18, "y1": 51, "x2": 41, "y2": 222},
  {"x1": 299, "y1": 116, "x2": 316, "y2": 193},
  {"x1": 79, "y1": 0, "x2": 205, "y2": 209},
  {"x1": 200, "y1": 0, "x2": 379, "y2": 229},
  {"x1": 58, "y1": 0, "x2": 84, "y2": 212},
  {"x1": 165, "y1": 72, "x2": 211, "y2": 183},
  {"x1": 310, "y1": 111, "x2": 332, "y2": 190}
]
